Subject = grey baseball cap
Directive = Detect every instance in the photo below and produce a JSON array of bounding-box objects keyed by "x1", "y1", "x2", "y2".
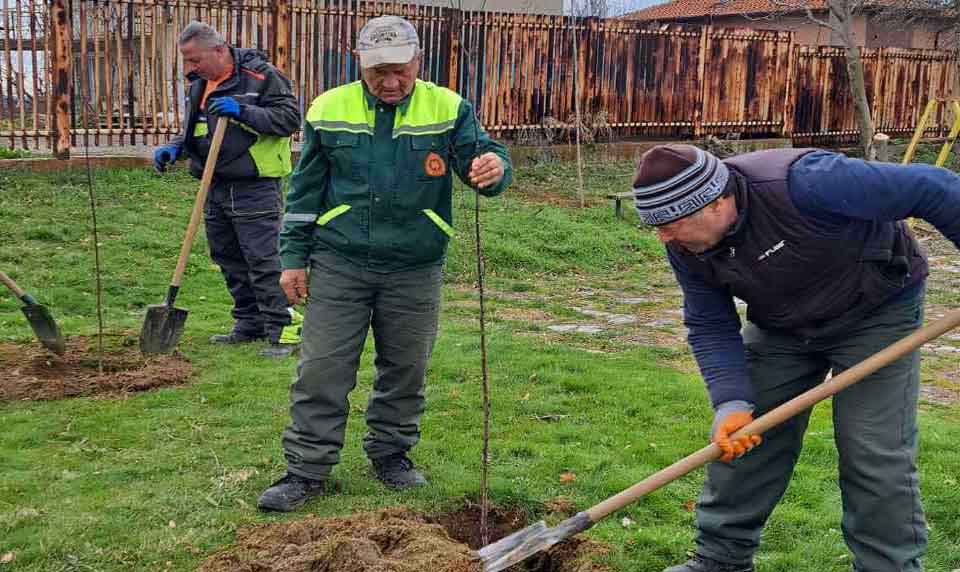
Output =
[{"x1": 357, "y1": 15, "x2": 420, "y2": 68}]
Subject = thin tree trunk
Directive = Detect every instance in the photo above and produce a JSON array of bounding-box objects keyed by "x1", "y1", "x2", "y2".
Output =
[
  {"x1": 572, "y1": 12, "x2": 585, "y2": 208},
  {"x1": 828, "y1": 0, "x2": 875, "y2": 157},
  {"x1": 845, "y1": 43, "x2": 875, "y2": 157}
]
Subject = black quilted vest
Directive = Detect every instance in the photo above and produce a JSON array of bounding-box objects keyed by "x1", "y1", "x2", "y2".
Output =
[{"x1": 668, "y1": 148, "x2": 927, "y2": 338}]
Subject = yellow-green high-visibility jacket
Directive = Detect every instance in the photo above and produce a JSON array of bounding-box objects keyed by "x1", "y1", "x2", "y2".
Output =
[
  {"x1": 280, "y1": 79, "x2": 512, "y2": 272},
  {"x1": 172, "y1": 47, "x2": 299, "y2": 181}
]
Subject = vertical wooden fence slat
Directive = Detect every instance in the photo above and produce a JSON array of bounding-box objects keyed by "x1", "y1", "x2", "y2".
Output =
[
  {"x1": 272, "y1": 0, "x2": 286, "y2": 75},
  {"x1": 151, "y1": 1, "x2": 160, "y2": 144},
  {"x1": 136, "y1": 1, "x2": 144, "y2": 145},
  {"x1": 29, "y1": 0, "x2": 39, "y2": 146},
  {"x1": 122, "y1": 2, "x2": 130, "y2": 143},
  {"x1": 15, "y1": 0, "x2": 24, "y2": 147},
  {"x1": 3, "y1": 0, "x2": 13, "y2": 148},
  {"x1": 78, "y1": 0, "x2": 87, "y2": 148},
  {"x1": 50, "y1": 0, "x2": 70, "y2": 158},
  {"x1": 782, "y1": 33, "x2": 796, "y2": 137},
  {"x1": 694, "y1": 26, "x2": 708, "y2": 137}
]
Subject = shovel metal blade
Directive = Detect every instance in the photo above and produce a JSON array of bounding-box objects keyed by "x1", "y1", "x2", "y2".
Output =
[
  {"x1": 477, "y1": 512, "x2": 593, "y2": 572},
  {"x1": 139, "y1": 303, "x2": 188, "y2": 354},
  {"x1": 21, "y1": 303, "x2": 66, "y2": 356},
  {"x1": 477, "y1": 520, "x2": 551, "y2": 572}
]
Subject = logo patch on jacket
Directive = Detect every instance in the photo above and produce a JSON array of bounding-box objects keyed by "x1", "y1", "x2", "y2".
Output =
[
  {"x1": 424, "y1": 152, "x2": 446, "y2": 177},
  {"x1": 757, "y1": 240, "x2": 786, "y2": 262}
]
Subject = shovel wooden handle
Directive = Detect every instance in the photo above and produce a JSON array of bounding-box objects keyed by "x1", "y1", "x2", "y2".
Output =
[
  {"x1": 586, "y1": 305, "x2": 960, "y2": 524},
  {"x1": 169, "y1": 118, "x2": 229, "y2": 292},
  {"x1": 0, "y1": 270, "x2": 27, "y2": 298}
]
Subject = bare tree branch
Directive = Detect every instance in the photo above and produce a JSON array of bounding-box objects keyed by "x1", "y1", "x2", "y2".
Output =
[
  {"x1": 804, "y1": 5, "x2": 839, "y2": 29},
  {"x1": 713, "y1": 0, "x2": 877, "y2": 155}
]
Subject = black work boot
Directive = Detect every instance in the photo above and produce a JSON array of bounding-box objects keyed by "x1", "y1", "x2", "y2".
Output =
[
  {"x1": 663, "y1": 554, "x2": 753, "y2": 572},
  {"x1": 210, "y1": 331, "x2": 265, "y2": 344},
  {"x1": 371, "y1": 453, "x2": 428, "y2": 490},
  {"x1": 257, "y1": 473, "x2": 330, "y2": 512}
]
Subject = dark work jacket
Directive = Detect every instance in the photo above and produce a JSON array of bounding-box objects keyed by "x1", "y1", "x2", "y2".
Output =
[
  {"x1": 668, "y1": 148, "x2": 927, "y2": 339},
  {"x1": 172, "y1": 47, "x2": 300, "y2": 181}
]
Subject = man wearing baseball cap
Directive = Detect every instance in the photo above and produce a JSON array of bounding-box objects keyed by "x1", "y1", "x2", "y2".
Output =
[
  {"x1": 257, "y1": 15, "x2": 512, "y2": 512},
  {"x1": 635, "y1": 144, "x2": 960, "y2": 572}
]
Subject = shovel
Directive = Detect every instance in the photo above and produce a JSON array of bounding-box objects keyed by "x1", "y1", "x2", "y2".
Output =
[
  {"x1": 139, "y1": 119, "x2": 228, "y2": 354},
  {"x1": 478, "y1": 305, "x2": 960, "y2": 572},
  {"x1": 0, "y1": 270, "x2": 67, "y2": 355}
]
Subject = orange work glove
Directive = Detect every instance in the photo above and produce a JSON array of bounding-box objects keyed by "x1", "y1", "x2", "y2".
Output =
[{"x1": 712, "y1": 410, "x2": 762, "y2": 463}]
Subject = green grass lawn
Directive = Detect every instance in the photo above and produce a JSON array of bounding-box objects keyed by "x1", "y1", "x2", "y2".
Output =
[{"x1": 1, "y1": 155, "x2": 959, "y2": 572}]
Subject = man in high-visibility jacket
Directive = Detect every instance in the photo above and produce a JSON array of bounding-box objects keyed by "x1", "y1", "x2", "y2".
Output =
[
  {"x1": 257, "y1": 15, "x2": 512, "y2": 512},
  {"x1": 153, "y1": 21, "x2": 301, "y2": 358}
]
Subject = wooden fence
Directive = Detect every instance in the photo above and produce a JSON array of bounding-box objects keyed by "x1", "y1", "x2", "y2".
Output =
[
  {"x1": 792, "y1": 46, "x2": 958, "y2": 141},
  {"x1": 1, "y1": 0, "x2": 957, "y2": 157}
]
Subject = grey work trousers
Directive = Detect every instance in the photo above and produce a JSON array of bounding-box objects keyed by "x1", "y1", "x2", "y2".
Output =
[
  {"x1": 696, "y1": 288, "x2": 928, "y2": 572},
  {"x1": 282, "y1": 250, "x2": 443, "y2": 480},
  {"x1": 204, "y1": 178, "x2": 291, "y2": 339}
]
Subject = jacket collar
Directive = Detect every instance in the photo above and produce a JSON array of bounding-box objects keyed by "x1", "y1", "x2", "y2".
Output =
[
  {"x1": 362, "y1": 80, "x2": 414, "y2": 114},
  {"x1": 693, "y1": 172, "x2": 750, "y2": 261}
]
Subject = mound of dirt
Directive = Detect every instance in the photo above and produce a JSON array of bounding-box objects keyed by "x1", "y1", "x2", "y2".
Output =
[
  {"x1": 0, "y1": 336, "x2": 192, "y2": 401},
  {"x1": 200, "y1": 508, "x2": 481, "y2": 572},
  {"x1": 200, "y1": 504, "x2": 607, "y2": 572}
]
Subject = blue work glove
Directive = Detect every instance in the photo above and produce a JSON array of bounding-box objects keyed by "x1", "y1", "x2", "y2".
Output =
[
  {"x1": 153, "y1": 143, "x2": 182, "y2": 173},
  {"x1": 206, "y1": 96, "x2": 241, "y2": 118}
]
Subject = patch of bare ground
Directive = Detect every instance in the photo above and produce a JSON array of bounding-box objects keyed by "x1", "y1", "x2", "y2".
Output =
[
  {"x1": 920, "y1": 383, "x2": 959, "y2": 406},
  {"x1": 497, "y1": 307, "x2": 555, "y2": 322},
  {"x1": 0, "y1": 336, "x2": 192, "y2": 401}
]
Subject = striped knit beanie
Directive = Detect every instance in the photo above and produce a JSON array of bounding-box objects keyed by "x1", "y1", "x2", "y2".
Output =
[{"x1": 632, "y1": 144, "x2": 729, "y2": 226}]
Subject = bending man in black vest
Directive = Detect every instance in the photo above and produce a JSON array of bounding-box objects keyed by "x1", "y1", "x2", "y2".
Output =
[{"x1": 631, "y1": 145, "x2": 960, "y2": 572}]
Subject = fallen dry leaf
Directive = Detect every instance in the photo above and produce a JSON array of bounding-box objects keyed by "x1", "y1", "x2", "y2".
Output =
[
  {"x1": 168, "y1": 520, "x2": 177, "y2": 528},
  {"x1": 544, "y1": 496, "x2": 575, "y2": 514},
  {"x1": 683, "y1": 500, "x2": 695, "y2": 512},
  {"x1": 1, "y1": 552, "x2": 15, "y2": 564},
  {"x1": 559, "y1": 471, "x2": 577, "y2": 483}
]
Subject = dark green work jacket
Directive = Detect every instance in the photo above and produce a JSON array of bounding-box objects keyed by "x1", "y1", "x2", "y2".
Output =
[{"x1": 280, "y1": 79, "x2": 512, "y2": 272}]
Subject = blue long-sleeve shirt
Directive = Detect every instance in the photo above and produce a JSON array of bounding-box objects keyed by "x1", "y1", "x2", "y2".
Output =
[{"x1": 669, "y1": 151, "x2": 960, "y2": 408}]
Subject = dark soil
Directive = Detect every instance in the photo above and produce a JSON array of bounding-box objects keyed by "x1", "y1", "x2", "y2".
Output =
[
  {"x1": 426, "y1": 503, "x2": 531, "y2": 550},
  {"x1": 0, "y1": 335, "x2": 192, "y2": 401},
  {"x1": 200, "y1": 504, "x2": 608, "y2": 572}
]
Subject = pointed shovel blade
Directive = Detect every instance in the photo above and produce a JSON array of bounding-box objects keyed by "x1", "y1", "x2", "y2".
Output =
[
  {"x1": 139, "y1": 303, "x2": 188, "y2": 354},
  {"x1": 477, "y1": 521, "x2": 553, "y2": 572},
  {"x1": 20, "y1": 303, "x2": 66, "y2": 355},
  {"x1": 477, "y1": 512, "x2": 593, "y2": 572}
]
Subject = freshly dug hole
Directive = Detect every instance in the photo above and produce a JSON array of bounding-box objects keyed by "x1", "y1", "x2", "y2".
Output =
[
  {"x1": 0, "y1": 336, "x2": 192, "y2": 400},
  {"x1": 200, "y1": 505, "x2": 607, "y2": 572}
]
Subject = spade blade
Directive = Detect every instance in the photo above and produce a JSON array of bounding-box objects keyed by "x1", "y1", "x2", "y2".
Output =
[
  {"x1": 20, "y1": 303, "x2": 66, "y2": 356},
  {"x1": 139, "y1": 303, "x2": 188, "y2": 354}
]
